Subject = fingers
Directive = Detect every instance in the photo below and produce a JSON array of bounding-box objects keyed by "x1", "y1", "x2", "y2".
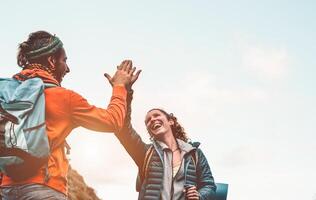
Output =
[
  {"x1": 119, "y1": 60, "x2": 132, "y2": 72},
  {"x1": 114, "y1": 59, "x2": 142, "y2": 88},
  {"x1": 186, "y1": 195, "x2": 199, "y2": 199},
  {"x1": 185, "y1": 186, "x2": 199, "y2": 200},
  {"x1": 131, "y1": 69, "x2": 142, "y2": 85},
  {"x1": 135, "y1": 69, "x2": 142, "y2": 78},
  {"x1": 131, "y1": 70, "x2": 141, "y2": 82},
  {"x1": 126, "y1": 60, "x2": 132, "y2": 72},
  {"x1": 104, "y1": 73, "x2": 111, "y2": 80},
  {"x1": 118, "y1": 60, "x2": 136, "y2": 72},
  {"x1": 187, "y1": 186, "x2": 197, "y2": 190},
  {"x1": 104, "y1": 73, "x2": 113, "y2": 86},
  {"x1": 117, "y1": 60, "x2": 126, "y2": 70},
  {"x1": 121, "y1": 60, "x2": 127, "y2": 71},
  {"x1": 186, "y1": 190, "x2": 199, "y2": 200},
  {"x1": 187, "y1": 190, "x2": 198, "y2": 196},
  {"x1": 119, "y1": 60, "x2": 141, "y2": 79},
  {"x1": 129, "y1": 67, "x2": 136, "y2": 76},
  {"x1": 117, "y1": 62, "x2": 123, "y2": 70}
]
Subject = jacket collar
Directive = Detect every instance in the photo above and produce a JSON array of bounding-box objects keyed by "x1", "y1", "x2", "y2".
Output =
[{"x1": 155, "y1": 139, "x2": 195, "y2": 154}]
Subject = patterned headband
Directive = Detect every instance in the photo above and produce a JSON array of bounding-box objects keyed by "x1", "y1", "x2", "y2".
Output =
[{"x1": 25, "y1": 36, "x2": 63, "y2": 60}]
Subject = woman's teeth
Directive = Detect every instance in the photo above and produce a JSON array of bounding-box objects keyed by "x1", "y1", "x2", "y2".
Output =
[{"x1": 152, "y1": 123, "x2": 162, "y2": 130}]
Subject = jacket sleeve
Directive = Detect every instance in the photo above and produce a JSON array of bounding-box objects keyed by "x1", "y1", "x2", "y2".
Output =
[
  {"x1": 196, "y1": 149, "x2": 217, "y2": 200},
  {"x1": 70, "y1": 85, "x2": 127, "y2": 133},
  {"x1": 115, "y1": 89, "x2": 148, "y2": 168}
]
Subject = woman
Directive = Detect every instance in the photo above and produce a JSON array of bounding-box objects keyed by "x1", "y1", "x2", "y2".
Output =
[
  {"x1": 115, "y1": 90, "x2": 216, "y2": 200},
  {"x1": 0, "y1": 30, "x2": 139, "y2": 200}
]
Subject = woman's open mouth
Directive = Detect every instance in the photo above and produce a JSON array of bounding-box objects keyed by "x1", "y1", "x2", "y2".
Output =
[{"x1": 151, "y1": 122, "x2": 162, "y2": 131}]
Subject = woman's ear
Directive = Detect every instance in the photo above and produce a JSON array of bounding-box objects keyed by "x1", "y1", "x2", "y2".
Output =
[
  {"x1": 169, "y1": 119, "x2": 175, "y2": 126},
  {"x1": 48, "y1": 56, "x2": 56, "y2": 69}
]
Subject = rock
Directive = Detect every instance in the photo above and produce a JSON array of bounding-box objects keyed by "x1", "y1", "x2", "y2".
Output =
[{"x1": 67, "y1": 167, "x2": 101, "y2": 200}]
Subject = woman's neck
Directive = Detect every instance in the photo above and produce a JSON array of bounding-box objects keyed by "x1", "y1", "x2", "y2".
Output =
[{"x1": 159, "y1": 133, "x2": 178, "y2": 151}]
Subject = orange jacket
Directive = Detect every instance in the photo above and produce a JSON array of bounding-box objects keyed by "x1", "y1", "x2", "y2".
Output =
[{"x1": 1, "y1": 69, "x2": 127, "y2": 195}]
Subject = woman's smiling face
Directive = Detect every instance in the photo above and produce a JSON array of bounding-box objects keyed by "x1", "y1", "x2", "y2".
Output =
[{"x1": 145, "y1": 109, "x2": 174, "y2": 139}]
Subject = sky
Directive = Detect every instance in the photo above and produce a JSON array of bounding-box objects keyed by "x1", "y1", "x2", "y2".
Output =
[{"x1": 1, "y1": 0, "x2": 316, "y2": 199}]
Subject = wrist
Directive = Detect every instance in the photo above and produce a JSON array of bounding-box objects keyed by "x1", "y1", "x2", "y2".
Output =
[
  {"x1": 112, "y1": 83, "x2": 125, "y2": 87},
  {"x1": 112, "y1": 85, "x2": 128, "y2": 98}
]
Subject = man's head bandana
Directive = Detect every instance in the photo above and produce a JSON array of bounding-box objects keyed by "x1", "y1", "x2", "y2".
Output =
[{"x1": 25, "y1": 36, "x2": 63, "y2": 60}]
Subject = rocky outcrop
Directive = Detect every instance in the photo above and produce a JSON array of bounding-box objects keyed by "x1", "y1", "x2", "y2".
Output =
[{"x1": 67, "y1": 167, "x2": 101, "y2": 200}]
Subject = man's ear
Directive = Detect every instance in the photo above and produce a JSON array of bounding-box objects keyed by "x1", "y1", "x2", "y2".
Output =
[{"x1": 48, "y1": 56, "x2": 56, "y2": 68}]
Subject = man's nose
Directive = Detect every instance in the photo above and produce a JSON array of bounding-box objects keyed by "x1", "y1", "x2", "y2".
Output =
[{"x1": 66, "y1": 65, "x2": 70, "y2": 73}]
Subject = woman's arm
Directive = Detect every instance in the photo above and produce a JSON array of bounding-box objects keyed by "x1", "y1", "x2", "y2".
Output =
[
  {"x1": 115, "y1": 90, "x2": 149, "y2": 168},
  {"x1": 196, "y1": 149, "x2": 217, "y2": 200}
]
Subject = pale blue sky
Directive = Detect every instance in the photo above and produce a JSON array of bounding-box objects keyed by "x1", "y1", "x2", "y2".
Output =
[{"x1": 1, "y1": 1, "x2": 315, "y2": 199}]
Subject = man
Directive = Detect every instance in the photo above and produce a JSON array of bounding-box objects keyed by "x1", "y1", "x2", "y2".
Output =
[{"x1": 0, "y1": 30, "x2": 140, "y2": 200}]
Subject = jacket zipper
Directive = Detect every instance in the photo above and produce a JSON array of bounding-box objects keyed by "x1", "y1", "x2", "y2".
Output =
[{"x1": 170, "y1": 149, "x2": 174, "y2": 200}]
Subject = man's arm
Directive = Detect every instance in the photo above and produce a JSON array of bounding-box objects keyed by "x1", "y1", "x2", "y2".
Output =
[
  {"x1": 69, "y1": 85, "x2": 127, "y2": 133},
  {"x1": 70, "y1": 60, "x2": 136, "y2": 133}
]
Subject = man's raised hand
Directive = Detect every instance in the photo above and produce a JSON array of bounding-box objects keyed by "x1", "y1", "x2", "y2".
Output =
[{"x1": 104, "y1": 60, "x2": 140, "y2": 88}]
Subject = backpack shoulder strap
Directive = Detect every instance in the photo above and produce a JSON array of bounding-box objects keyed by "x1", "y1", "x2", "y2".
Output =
[
  {"x1": 44, "y1": 83, "x2": 58, "y2": 89},
  {"x1": 14, "y1": 73, "x2": 28, "y2": 81},
  {"x1": 141, "y1": 145, "x2": 154, "y2": 180},
  {"x1": 136, "y1": 145, "x2": 154, "y2": 191}
]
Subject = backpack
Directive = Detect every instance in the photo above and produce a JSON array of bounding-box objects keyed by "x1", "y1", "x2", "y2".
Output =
[{"x1": 0, "y1": 76, "x2": 57, "y2": 182}]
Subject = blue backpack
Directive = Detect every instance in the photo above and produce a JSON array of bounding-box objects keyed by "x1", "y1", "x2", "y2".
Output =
[{"x1": 0, "y1": 76, "x2": 56, "y2": 181}]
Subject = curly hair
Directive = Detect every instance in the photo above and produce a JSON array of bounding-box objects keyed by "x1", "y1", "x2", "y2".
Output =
[
  {"x1": 147, "y1": 108, "x2": 189, "y2": 142},
  {"x1": 17, "y1": 30, "x2": 63, "y2": 68}
]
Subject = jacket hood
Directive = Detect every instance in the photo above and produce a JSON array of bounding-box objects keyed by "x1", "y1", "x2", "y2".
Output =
[{"x1": 189, "y1": 141, "x2": 201, "y2": 148}]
